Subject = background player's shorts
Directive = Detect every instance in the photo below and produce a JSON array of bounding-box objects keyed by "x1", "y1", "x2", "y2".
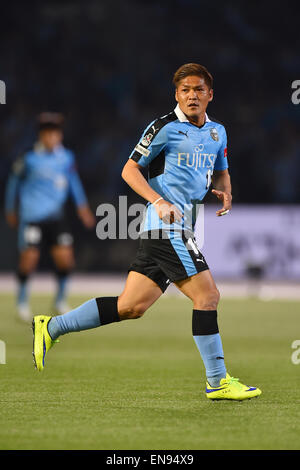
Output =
[
  {"x1": 18, "y1": 218, "x2": 74, "y2": 251},
  {"x1": 128, "y1": 229, "x2": 209, "y2": 292}
]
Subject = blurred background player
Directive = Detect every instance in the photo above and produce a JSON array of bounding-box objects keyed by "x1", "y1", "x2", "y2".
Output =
[{"x1": 5, "y1": 112, "x2": 96, "y2": 322}]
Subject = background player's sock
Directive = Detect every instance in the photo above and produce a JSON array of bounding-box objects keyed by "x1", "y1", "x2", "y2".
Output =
[
  {"x1": 48, "y1": 296, "x2": 119, "y2": 340},
  {"x1": 54, "y1": 268, "x2": 70, "y2": 309},
  {"x1": 16, "y1": 271, "x2": 32, "y2": 321},
  {"x1": 16, "y1": 270, "x2": 29, "y2": 305},
  {"x1": 192, "y1": 310, "x2": 226, "y2": 387}
]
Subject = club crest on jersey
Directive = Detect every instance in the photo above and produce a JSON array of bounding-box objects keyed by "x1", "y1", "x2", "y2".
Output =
[
  {"x1": 210, "y1": 128, "x2": 219, "y2": 141},
  {"x1": 141, "y1": 133, "x2": 153, "y2": 147}
]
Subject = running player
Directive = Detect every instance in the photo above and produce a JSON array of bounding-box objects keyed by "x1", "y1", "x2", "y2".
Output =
[
  {"x1": 5, "y1": 112, "x2": 95, "y2": 321},
  {"x1": 32, "y1": 65, "x2": 261, "y2": 400}
]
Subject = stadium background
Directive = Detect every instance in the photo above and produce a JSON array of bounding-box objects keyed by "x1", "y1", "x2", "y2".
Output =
[
  {"x1": 0, "y1": 0, "x2": 299, "y2": 284},
  {"x1": 1, "y1": 0, "x2": 300, "y2": 453}
]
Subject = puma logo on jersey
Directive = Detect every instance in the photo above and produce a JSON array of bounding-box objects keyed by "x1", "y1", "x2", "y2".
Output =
[{"x1": 178, "y1": 130, "x2": 188, "y2": 137}]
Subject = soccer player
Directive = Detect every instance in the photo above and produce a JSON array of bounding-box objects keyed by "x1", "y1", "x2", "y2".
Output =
[
  {"x1": 32, "y1": 65, "x2": 261, "y2": 400},
  {"x1": 5, "y1": 112, "x2": 95, "y2": 321}
]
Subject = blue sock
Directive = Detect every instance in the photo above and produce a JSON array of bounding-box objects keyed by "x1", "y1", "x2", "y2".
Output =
[
  {"x1": 55, "y1": 272, "x2": 69, "y2": 304},
  {"x1": 18, "y1": 282, "x2": 28, "y2": 304},
  {"x1": 193, "y1": 333, "x2": 227, "y2": 387},
  {"x1": 48, "y1": 299, "x2": 100, "y2": 340},
  {"x1": 17, "y1": 271, "x2": 29, "y2": 305}
]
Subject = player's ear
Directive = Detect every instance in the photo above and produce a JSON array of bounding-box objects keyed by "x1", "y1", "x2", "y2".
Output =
[
  {"x1": 208, "y1": 88, "x2": 214, "y2": 102},
  {"x1": 175, "y1": 88, "x2": 178, "y2": 103}
]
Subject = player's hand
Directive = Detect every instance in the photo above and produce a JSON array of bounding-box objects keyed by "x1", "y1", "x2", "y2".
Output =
[
  {"x1": 212, "y1": 189, "x2": 232, "y2": 217},
  {"x1": 6, "y1": 212, "x2": 18, "y2": 228},
  {"x1": 154, "y1": 199, "x2": 183, "y2": 224},
  {"x1": 77, "y1": 205, "x2": 96, "y2": 229}
]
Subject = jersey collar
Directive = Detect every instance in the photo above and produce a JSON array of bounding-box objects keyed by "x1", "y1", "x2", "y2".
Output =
[
  {"x1": 34, "y1": 142, "x2": 64, "y2": 155},
  {"x1": 174, "y1": 104, "x2": 211, "y2": 124}
]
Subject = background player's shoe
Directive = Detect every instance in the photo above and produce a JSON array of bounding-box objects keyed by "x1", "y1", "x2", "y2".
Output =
[
  {"x1": 17, "y1": 302, "x2": 32, "y2": 323},
  {"x1": 32, "y1": 315, "x2": 58, "y2": 371},
  {"x1": 206, "y1": 373, "x2": 262, "y2": 400},
  {"x1": 54, "y1": 300, "x2": 70, "y2": 315}
]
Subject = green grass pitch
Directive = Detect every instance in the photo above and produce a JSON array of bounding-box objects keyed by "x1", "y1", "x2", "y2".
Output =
[{"x1": 0, "y1": 292, "x2": 299, "y2": 450}]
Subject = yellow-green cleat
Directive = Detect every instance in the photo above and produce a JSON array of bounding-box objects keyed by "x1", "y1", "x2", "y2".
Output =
[
  {"x1": 32, "y1": 315, "x2": 59, "y2": 371},
  {"x1": 206, "y1": 373, "x2": 262, "y2": 401}
]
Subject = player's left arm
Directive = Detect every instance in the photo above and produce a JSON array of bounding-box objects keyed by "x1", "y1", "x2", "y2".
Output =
[
  {"x1": 68, "y1": 154, "x2": 96, "y2": 228},
  {"x1": 4, "y1": 155, "x2": 26, "y2": 228},
  {"x1": 211, "y1": 169, "x2": 232, "y2": 216},
  {"x1": 211, "y1": 126, "x2": 232, "y2": 216}
]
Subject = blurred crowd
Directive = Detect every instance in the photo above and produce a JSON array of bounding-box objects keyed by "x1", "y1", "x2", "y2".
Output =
[{"x1": 0, "y1": 0, "x2": 299, "y2": 271}]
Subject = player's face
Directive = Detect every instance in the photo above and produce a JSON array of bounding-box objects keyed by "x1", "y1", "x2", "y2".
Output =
[
  {"x1": 39, "y1": 129, "x2": 63, "y2": 151},
  {"x1": 175, "y1": 75, "x2": 213, "y2": 125}
]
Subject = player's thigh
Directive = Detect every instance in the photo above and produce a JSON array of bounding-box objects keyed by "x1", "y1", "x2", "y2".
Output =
[
  {"x1": 19, "y1": 247, "x2": 40, "y2": 274},
  {"x1": 174, "y1": 270, "x2": 220, "y2": 310},
  {"x1": 118, "y1": 271, "x2": 163, "y2": 319},
  {"x1": 51, "y1": 245, "x2": 75, "y2": 270}
]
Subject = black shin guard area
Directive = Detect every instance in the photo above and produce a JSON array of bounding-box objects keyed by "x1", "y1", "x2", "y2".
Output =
[
  {"x1": 54, "y1": 267, "x2": 72, "y2": 279},
  {"x1": 17, "y1": 270, "x2": 29, "y2": 283},
  {"x1": 192, "y1": 310, "x2": 219, "y2": 335},
  {"x1": 96, "y1": 296, "x2": 120, "y2": 326}
]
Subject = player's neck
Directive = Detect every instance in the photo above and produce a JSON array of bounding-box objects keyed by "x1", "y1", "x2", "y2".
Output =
[{"x1": 187, "y1": 112, "x2": 206, "y2": 128}]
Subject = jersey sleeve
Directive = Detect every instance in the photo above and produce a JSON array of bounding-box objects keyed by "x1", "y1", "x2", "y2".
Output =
[
  {"x1": 67, "y1": 152, "x2": 88, "y2": 207},
  {"x1": 214, "y1": 126, "x2": 229, "y2": 171},
  {"x1": 4, "y1": 155, "x2": 26, "y2": 213},
  {"x1": 129, "y1": 119, "x2": 168, "y2": 167}
]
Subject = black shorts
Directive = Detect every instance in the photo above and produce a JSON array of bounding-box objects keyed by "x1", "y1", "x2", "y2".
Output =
[
  {"x1": 18, "y1": 218, "x2": 74, "y2": 251},
  {"x1": 128, "y1": 230, "x2": 209, "y2": 293}
]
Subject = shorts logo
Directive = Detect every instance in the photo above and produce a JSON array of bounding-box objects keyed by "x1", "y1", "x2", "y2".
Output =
[
  {"x1": 141, "y1": 133, "x2": 154, "y2": 147},
  {"x1": 57, "y1": 233, "x2": 73, "y2": 246},
  {"x1": 224, "y1": 147, "x2": 227, "y2": 158},
  {"x1": 24, "y1": 226, "x2": 42, "y2": 244},
  {"x1": 187, "y1": 237, "x2": 200, "y2": 255},
  {"x1": 135, "y1": 144, "x2": 150, "y2": 157},
  {"x1": 210, "y1": 128, "x2": 219, "y2": 141}
]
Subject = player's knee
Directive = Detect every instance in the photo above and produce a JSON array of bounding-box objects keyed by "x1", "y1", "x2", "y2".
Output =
[
  {"x1": 55, "y1": 259, "x2": 75, "y2": 272},
  {"x1": 19, "y1": 252, "x2": 39, "y2": 274},
  {"x1": 118, "y1": 302, "x2": 147, "y2": 320},
  {"x1": 53, "y1": 249, "x2": 75, "y2": 271},
  {"x1": 18, "y1": 264, "x2": 35, "y2": 276},
  {"x1": 194, "y1": 287, "x2": 220, "y2": 310}
]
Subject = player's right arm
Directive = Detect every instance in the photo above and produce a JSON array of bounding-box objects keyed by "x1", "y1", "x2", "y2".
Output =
[
  {"x1": 4, "y1": 156, "x2": 25, "y2": 228},
  {"x1": 122, "y1": 120, "x2": 182, "y2": 224},
  {"x1": 122, "y1": 159, "x2": 182, "y2": 224}
]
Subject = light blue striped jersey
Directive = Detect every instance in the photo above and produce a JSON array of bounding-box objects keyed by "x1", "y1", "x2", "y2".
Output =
[
  {"x1": 5, "y1": 143, "x2": 88, "y2": 223},
  {"x1": 129, "y1": 104, "x2": 229, "y2": 233}
]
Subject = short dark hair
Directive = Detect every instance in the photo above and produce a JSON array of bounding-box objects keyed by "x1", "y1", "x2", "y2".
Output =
[
  {"x1": 173, "y1": 63, "x2": 213, "y2": 89},
  {"x1": 37, "y1": 112, "x2": 64, "y2": 131}
]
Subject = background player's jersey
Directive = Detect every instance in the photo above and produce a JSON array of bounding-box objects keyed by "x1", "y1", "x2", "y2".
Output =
[
  {"x1": 5, "y1": 143, "x2": 88, "y2": 223},
  {"x1": 129, "y1": 104, "x2": 229, "y2": 233}
]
